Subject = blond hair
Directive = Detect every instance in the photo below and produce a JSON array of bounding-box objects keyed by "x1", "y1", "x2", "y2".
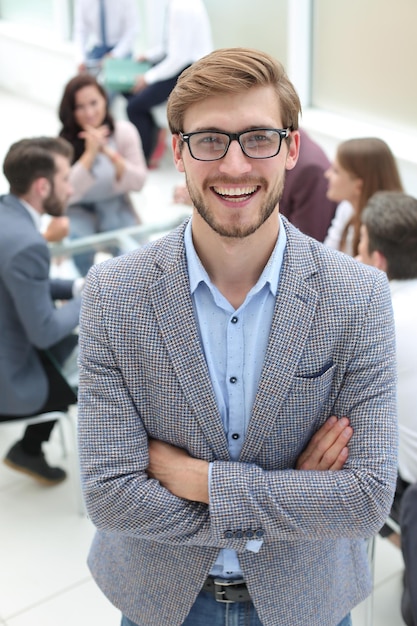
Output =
[{"x1": 167, "y1": 47, "x2": 301, "y2": 136}]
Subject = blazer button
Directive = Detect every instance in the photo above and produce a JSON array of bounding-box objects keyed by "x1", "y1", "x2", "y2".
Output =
[
  {"x1": 245, "y1": 530, "x2": 255, "y2": 538},
  {"x1": 254, "y1": 529, "x2": 264, "y2": 539},
  {"x1": 234, "y1": 530, "x2": 244, "y2": 539},
  {"x1": 224, "y1": 530, "x2": 234, "y2": 539}
]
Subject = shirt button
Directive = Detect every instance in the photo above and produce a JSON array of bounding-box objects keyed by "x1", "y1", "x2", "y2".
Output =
[
  {"x1": 231, "y1": 316, "x2": 238, "y2": 324},
  {"x1": 229, "y1": 376, "x2": 237, "y2": 384},
  {"x1": 231, "y1": 433, "x2": 240, "y2": 440}
]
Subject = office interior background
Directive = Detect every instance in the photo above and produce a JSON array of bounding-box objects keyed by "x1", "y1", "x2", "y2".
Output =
[
  {"x1": 0, "y1": 0, "x2": 416, "y2": 195},
  {"x1": 0, "y1": 2, "x2": 414, "y2": 625}
]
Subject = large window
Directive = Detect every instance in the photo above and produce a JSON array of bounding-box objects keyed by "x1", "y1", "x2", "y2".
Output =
[
  {"x1": 312, "y1": 0, "x2": 417, "y2": 131},
  {"x1": 205, "y1": 0, "x2": 288, "y2": 65}
]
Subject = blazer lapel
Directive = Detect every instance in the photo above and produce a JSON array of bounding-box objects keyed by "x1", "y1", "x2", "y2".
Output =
[
  {"x1": 240, "y1": 226, "x2": 320, "y2": 462},
  {"x1": 149, "y1": 245, "x2": 230, "y2": 460},
  {"x1": 147, "y1": 221, "x2": 319, "y2": 463}
]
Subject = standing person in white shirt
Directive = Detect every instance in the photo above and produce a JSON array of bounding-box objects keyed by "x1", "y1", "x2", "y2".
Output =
[
  {"x1": 74, "y1": 0, "x2": 139, "y2": 74},
  {"x1": 358, "y1": 190, "x2": 417, "y2": 489},
  {"x1": 357, "y1": 190, "x2": 417, "y2": 625},
  {"x1": 126, "y1": 0, "x2": 213, "y2": 166}
]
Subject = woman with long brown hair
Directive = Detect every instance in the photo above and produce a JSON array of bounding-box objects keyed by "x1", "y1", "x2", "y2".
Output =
[
  {"x1": 324, "y1": 137, "x2": 403, "y2": 255},
  {"x1": 58, "y1": 74, "x2": 147, "y2": 275}
]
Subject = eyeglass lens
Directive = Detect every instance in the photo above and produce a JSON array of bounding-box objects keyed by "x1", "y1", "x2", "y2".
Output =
[{"x1": 187, "y1": 130, "x2": 284, "y2": 160}]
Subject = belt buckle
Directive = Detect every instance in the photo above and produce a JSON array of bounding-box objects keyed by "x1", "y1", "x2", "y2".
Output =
[{"x1": 213, "y1": 578, "x2": 245, "y2": 603}]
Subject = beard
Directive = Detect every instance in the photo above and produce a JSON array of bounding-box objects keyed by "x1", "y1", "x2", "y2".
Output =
[
  {"x1": 43, "y1": 184, "x2": 65, "y2": 217},
  {"x1": 185, "y1": 173, "x2": 285, "y2": 238}
]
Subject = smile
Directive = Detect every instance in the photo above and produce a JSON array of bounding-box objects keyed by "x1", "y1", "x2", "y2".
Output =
[{"x1": 212, "y1": 186, "x2": 259, "y2": 202}]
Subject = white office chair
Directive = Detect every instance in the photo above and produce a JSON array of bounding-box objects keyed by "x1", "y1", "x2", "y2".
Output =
[{"x1": 1, "y1": 409, "x2": 84, "y2": 515}]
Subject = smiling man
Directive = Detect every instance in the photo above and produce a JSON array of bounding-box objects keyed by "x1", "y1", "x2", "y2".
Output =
[{"x1": 78, "y1": 48, "x2": 397, "y2": 626}]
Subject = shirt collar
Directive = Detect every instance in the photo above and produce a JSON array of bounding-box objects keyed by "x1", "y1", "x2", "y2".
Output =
[
  {"x1": 184, "y1": 216, "x2": 287, "y2": 297},
  {"x1": 19, "y1": 198, "x2": 43, "y2": 232}
]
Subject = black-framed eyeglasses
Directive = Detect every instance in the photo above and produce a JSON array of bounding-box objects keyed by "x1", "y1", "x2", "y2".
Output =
[{"x1": 180, "y1": 128, "x2": 291, "y2": 161}]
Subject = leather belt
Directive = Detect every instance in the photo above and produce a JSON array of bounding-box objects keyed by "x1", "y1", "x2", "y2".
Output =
[{"x1": 202, "y1": 577, "x2": 251, "y2": 603}]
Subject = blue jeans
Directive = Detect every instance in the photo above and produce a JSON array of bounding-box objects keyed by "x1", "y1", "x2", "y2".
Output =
[{"x1": 121, "y1": 590, "x2": 352, "y2": 626}]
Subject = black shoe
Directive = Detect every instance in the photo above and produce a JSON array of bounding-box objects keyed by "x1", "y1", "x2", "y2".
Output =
[{"x1": 3, "y1": 442, "x2": 66, "y2": 486}]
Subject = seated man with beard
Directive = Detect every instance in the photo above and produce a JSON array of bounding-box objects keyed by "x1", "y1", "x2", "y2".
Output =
[{"x1": 0, "y1": 137, "x2": 83, "y2": 485}]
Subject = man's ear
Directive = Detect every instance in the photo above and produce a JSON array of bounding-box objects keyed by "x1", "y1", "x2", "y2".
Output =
[
  {"x1": 372, "y1": 250, "x2": 388, "y2": 273},
  {"x1": 172, "y1": 134, "x2": 185, "y2": 173},
  {"x1": 34, "y1": 177, "x2": 51, "y2": 199},
  {"x1": 285, "y1": 130, "x2": 300, "y2": 171}
]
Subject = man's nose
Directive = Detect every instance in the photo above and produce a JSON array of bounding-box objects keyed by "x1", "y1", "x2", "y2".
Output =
[{"x1": 218, "y1": 139, "x2": 252, "y2": 175}]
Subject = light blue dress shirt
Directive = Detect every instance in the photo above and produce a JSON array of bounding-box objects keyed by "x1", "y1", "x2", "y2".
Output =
[{"x1": 184, "y1": 216, "x2": 287, "y2": 578}]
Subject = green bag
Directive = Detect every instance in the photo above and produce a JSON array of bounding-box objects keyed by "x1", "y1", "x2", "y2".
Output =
[{"x1": 102, "y1": 58, "x2": 151, "y2": 92}]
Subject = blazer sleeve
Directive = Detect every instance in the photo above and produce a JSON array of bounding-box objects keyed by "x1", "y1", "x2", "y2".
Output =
[
  {"x1": 4, "y1": 242, "x2": 81, "y2": 349},
  {"x1": 208, "y1": 270, "x2": 398, "y2": 544},
  {"x1": 78, "y1": 264, "x2": 247, "y2": 552}
]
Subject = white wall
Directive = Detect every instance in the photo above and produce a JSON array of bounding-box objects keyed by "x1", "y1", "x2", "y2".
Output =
[{"x1": 0, "y1": 22, "x2": 76, "y2": 108}]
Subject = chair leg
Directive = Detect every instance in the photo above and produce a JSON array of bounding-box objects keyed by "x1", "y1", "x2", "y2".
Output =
[
  {"x1": 365, "y1": 535, "x2": 376, "y2": 626},
  {"x1": 65, "y1": 408, "x2": 86, "y2": 516},
  {"x1": 56, "y1": 417, "x2": 68, "y2": 458}
]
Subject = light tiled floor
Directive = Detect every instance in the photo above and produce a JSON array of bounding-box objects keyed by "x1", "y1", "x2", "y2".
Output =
[{"x1": 0, "y1": 90, "x2": 407, "y2": 626}]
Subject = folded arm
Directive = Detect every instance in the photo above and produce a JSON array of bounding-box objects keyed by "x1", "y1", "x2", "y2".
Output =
[
  {"x1": 78, "y1": 265, "x2": 397, "y2": 548},
  {"x1": 147, "y1": 414, "x2": 353, "y2": 504}
]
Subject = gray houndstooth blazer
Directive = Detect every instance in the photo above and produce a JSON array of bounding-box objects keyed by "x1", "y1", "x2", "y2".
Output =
[{"x1": 78, "y1": 217, "x2": 397, "y2": 626}]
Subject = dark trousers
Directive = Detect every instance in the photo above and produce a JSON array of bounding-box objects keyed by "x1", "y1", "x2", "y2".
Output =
[
  {"x1": 401, "y1": 482, "x2": 417, "y2": 626},
  {"x1": 0, "y1": 349, "x2": 77, "y2": 455},
  {"x1": 126, "y1": 70, "x2": 185, "y2": 161},
  {"x1": 379, "y1": 473, "x2": 411, "y2": 537}
]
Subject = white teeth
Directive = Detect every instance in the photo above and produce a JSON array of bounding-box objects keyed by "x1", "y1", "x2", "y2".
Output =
[{"x1": 214, "y1": 186, "x2": 257, "y2": 197}]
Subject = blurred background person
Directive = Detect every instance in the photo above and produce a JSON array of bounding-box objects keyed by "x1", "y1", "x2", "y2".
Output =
[
  {"x1": 0, "y1": 137, "x2": 82, "y2": 485},
  {"x1": 126, "y1": 0, "x2": 213, "y2": 167},
  {"x1": 401, "y1": 483, "x2": 417, "y2": 626},
  {"x1": 73, "y1": 0, "x2": 139, "y2": 75},
  {"x1": 357, "y1": 190, "x2": 417, "y2": 626},
  {"x1": 278, "y1": 128, "x2": 337, "y2": 241},
  {"x1": 58, "y1": 74, "x2": 147, "y2": 276},
  {"x1": 324, "y1": 137, "x2": 403, "y2": 255}
]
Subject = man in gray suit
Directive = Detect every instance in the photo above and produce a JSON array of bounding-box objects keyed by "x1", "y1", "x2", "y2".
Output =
[
  {"x1": 0, "y1": 137, "x2": 82, "y2": 485},
  {"x1": 78, "y1": 49, "x2": 397, "y2": 626}
]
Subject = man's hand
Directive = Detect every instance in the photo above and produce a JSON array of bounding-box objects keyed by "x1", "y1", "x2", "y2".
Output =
[
  {"x1": 147, "y1": 416, "x2": 351, "y2": 504},
  {"x1": 296, "y1": 415, "x2": 353, "y2": 471},
  {"x1": 43, "y1": 216, "x2": 70, "y2": 242},
  {"x1": 147, "y1": 439, "x2": 209, "y2": 504},
  {"x1": 132, "y1": 74, "x2": 147, "y2": 94}
]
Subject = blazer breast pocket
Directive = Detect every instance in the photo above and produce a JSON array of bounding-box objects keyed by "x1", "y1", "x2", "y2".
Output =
[{"x1": 285, "y1": 361, "x2": 337, "y2": 419}]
